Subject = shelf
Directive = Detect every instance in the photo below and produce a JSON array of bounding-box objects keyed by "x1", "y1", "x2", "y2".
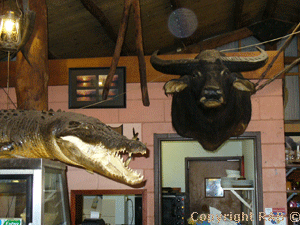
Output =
[
  {"x1": 223, "y1": 187, "x2": 254, "y2": 210},
  {"x1": 288, "y1": 207, "x2": 300, "y2": 211},
  {"x1": 45, "y1": 190, "x2": 59, "y2": 192},
  {"x1": 285, "y1": 123, "x2": 300, "y2": 133},
  {"x1": 286, "y1": 164, "x2": 300, "y2": 168},
  {"x1": 223, "y1": 187, "x2": 254, "y2": 191},
  {"x1": 287, "y1": 190, "x2": 300, "y2": 193}
]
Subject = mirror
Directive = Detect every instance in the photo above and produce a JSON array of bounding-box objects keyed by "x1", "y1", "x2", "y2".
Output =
[
  {"x1": 71, "y1": 189, "x2": 147, "y2": 225},
  {"x1": 154, "y1": 132, "x2": 263, "y2": 225}
]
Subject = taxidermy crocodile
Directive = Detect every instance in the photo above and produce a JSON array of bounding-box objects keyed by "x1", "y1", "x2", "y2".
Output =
[{"x1": 0, "y1": 109, "x2": 147, "y2": 185}]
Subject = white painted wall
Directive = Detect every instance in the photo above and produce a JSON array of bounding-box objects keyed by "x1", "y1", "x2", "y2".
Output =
[{"x1": 83, "y1": 195, "x2": 136, "y2": 225}]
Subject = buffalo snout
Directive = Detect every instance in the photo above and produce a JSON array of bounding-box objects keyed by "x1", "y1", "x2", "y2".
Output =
[
  {"x1": 204, "y1": 88, "x2": 222, "y2": 99},
  {"x1": 200, "y1": 87, "x2": 224, "y2": 108}
]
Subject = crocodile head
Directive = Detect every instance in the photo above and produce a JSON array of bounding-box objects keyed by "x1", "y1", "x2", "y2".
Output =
[
  {"x1": 57, "y1": 135, "x2": 147, "y2": 185},
  {"x1": 45, "y1": 114, "x2": 147, "y2": 185}
]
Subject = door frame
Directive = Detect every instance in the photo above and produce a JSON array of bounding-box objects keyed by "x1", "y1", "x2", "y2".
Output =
[{"x1": 154, "y1": 132, "x2": 263, "y2": 225}]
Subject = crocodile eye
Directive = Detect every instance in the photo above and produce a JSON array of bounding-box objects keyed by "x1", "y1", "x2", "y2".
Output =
[
  {"x1": 83, "y1": 124, "x2": 94, "y2": 130},
  {"x1": 69, "y1": 121, "x2": 81, "y2": 128}
]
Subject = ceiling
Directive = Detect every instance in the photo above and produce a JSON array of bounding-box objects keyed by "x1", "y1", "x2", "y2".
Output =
[{"x1": 30, "y1": 0, "x2": 300, "y2": 59}]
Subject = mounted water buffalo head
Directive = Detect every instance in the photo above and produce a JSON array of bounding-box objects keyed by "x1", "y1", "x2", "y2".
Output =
[{"x1": 150, "y1": 48, "x2": 268, "y2": 151}]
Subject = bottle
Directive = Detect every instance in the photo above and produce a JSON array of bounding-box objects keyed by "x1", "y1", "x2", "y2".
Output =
[
  {"x1": 287, "y1": 181, "x2": 292, "y2": 190},
  {"x1": 297, "y1": 145, "x2": 300, "y2": 162}
]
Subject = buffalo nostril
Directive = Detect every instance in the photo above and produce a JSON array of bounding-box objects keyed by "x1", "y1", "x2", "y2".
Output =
[
  {"x1": 204, "y1": 89, "x2": 216, "y2": 95},
  {"x1": 204, "y1": 89, "x2": 221, "y2": 100}
]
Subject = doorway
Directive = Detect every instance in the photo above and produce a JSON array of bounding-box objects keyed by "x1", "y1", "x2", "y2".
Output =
[
  {"x1": 186, "y1": 157, "x2": 242, "y2": 220},
  {"x1": 154, "y1": 132, "x2": 263, "y2": 225}
]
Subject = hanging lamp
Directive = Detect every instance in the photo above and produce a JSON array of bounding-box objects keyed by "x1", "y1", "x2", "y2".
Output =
[
  {"x1": 0, "y1": 1, "x2": 22, "y2": 109},
  {"x1": 0, "y1": 10, "x2": 22, "y2": 52}
]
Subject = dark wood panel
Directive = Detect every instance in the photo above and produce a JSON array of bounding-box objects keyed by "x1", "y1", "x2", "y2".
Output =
[{"x1": 187, "y1": 159, "x2": 241, "y2": 216}]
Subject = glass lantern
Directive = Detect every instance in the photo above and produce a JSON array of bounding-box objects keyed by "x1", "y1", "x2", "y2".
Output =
[{"x1": 0, "y1": 11, "x2": 21, "y2": 52}]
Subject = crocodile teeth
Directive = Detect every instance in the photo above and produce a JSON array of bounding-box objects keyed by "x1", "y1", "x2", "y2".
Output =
[{"x1": 125, "y1": 156, "x2": 132, "y2": 167}]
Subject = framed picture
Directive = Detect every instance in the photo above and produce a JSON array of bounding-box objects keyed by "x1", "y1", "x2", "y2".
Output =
[
  {"x1": 69, "y1": 67, "x2": 126, "y2": 108},
  {"x1": 205, "y1": 178, "x2": 224, "y2": 198}
]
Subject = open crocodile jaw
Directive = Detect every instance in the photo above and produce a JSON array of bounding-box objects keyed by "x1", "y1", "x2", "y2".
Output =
[
  {"x1": 0, "y1": 109, "x2": 147, "y2": 186},
  {"x1": 58, "y1": 136, "x2": 147, "y2": 185}
]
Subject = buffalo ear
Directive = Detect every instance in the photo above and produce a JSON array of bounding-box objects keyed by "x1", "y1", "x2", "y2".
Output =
[
  {"x1": 233, "y1": 79, "x2": 255, "y2": 93},
  {"x1": 164, "y1": 80, "x2": 188, "y2": 95}
]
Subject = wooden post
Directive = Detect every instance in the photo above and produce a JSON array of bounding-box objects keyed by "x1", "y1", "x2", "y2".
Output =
[
  {"x1": 15, "y1": 0, "x2": 48, "y2": 110},
  {"x1": 103, "y1": 0, "x2": 150, "y2": 106}
]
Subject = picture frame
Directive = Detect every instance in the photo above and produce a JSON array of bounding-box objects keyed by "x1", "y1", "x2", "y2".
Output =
[
  {"x1": 205, "y1": 178, "x2": 224, "y2": 198},
  {"x1": 69, "y1": 67, "x2": 126, "y2": 109}
]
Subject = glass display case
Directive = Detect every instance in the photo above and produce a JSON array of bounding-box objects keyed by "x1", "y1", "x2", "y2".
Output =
[{"x1": 0, "y1": 158, "x2": 71, "y2": 225}]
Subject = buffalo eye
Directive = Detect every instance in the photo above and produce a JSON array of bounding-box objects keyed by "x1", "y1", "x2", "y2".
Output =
[
  {"x1": 227, "y1": 72, "x2": 239, "y2": 85},
  {"x1": 192, "y1": 70, "x2": 202, "y2": 78},
  {"x1": 221, "y1": 69, "x2": 231, "y2": 77}
]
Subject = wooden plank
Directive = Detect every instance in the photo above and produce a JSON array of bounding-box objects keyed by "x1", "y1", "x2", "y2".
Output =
[
  {"x1": 262, "y1": 0, "x2": 279, "y2": 19},
  {"x1": 285, "y1": 73, "x2": 300, "y2": 76},
  {"x1": 0, "y1": 50, "x2": 283, "y2": 87},
  {"x1": 233, "y1": 0, "x2": 244, "y2": 29},
  {"x1": 201, "y1": 27, "x2": 253, "y2": 50},
  {"x1": 285, "y1": 123, "x2": 300, "y2": 133},
  {"x1": 175, "y1": 27, "x2": 253, "y2": 54},
  {"x1": 169, "y1": 0, "x2": 182, "y2": 9},
  {"x1": 132, "y1": 0, "x2": 149, "y2": 106},
  {"x1": 51, "y1": 50, "x2": 284, "y2": 83}
]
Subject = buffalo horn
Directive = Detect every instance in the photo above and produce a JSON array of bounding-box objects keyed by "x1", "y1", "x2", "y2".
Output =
[
  {"x1": 221, "y1": 47, "x2": 269, "y2": 72},
  {"x1": 150, "y1": 47, "x2": 268, "y2": 75},
  {"x1": 150, "y1": 50, "x2": 203, "y2": 75}
]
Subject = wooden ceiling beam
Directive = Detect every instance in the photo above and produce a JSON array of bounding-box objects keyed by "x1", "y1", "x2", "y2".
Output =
[
  {"x1": 169, "y1": 0, "x2": 182, "y2": 9},
  {"x1": 200, "y1": 27, "x2": 253, "y2": 50},
  {"x1": 172, "y1": 27, "x2": 253, "y2": 54},
  {"x1": 80, "y1": 0, "x2": 131, "y2": 55},
  {"x1": 262, "y1": 0, "x2": 279, "y2": 19},
  {"x1": 233, "y1": 0, "x2": 244, "y2": 29}
]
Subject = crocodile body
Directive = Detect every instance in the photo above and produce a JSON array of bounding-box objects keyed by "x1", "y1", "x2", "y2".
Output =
[{"x1": 0, "y1": 109, "x2": 147, "y2": 185}]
